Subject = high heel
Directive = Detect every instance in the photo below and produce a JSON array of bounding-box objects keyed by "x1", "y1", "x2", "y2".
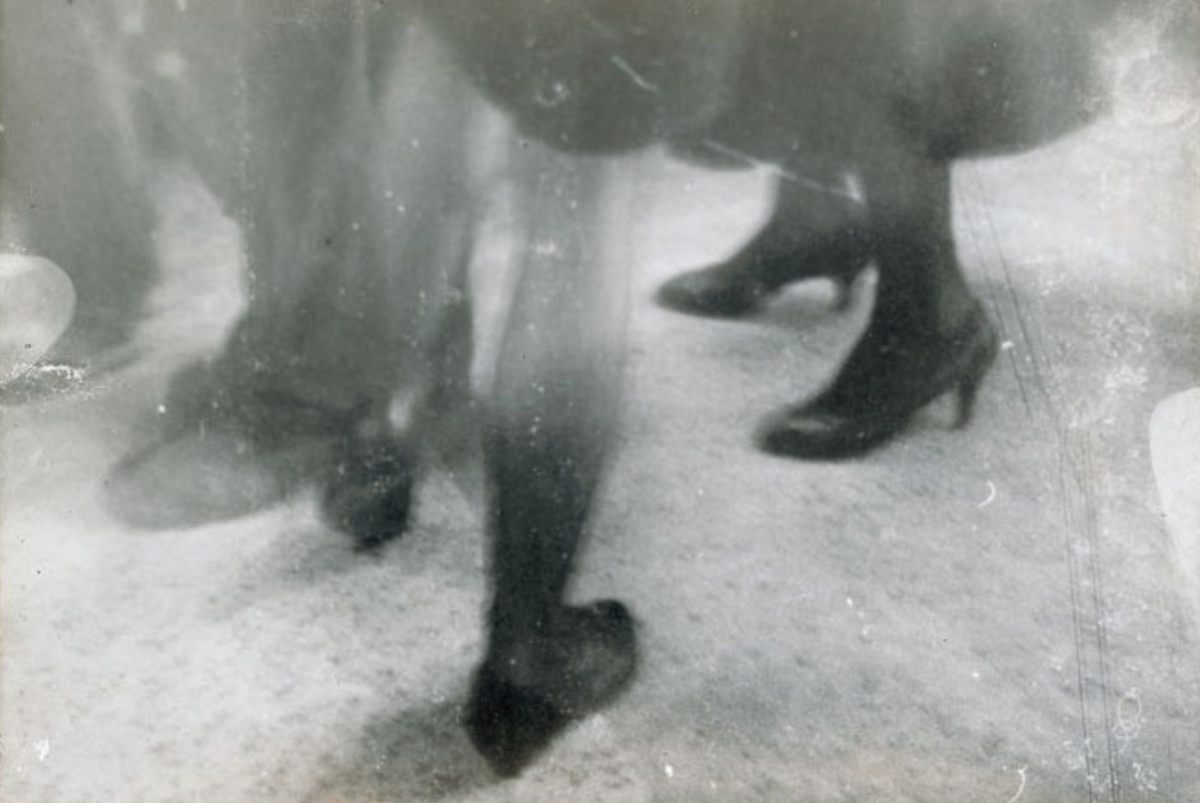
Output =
[
  {"x1": 757, "y1": 305, "x2": 999, "y2": 460},
  {"x1": 656, "y1": 228, "x2": 871, "y2": 318},
  {"x1": 830, "y1": 274, "x2": 854, "y2": 311},
  {"x1": 952, "y1": 327, "x2": 997, "y2": 429}
]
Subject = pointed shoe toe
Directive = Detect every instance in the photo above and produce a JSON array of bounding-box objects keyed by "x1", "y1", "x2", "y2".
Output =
[{"x1": 656, "y1": 267, "x2": 769, "y2": 318}]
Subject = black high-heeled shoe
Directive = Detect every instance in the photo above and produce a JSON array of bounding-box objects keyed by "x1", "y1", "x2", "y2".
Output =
[
  {"x1": 757, "y1": 305, "x2": 999, "y2": 460},
  {"x1": 655, "y1": 228, "x2": 871, "y2": 318}
]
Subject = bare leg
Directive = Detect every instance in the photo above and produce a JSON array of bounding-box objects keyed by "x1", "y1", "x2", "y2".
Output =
[{"x1": 466, "y1": 142, "x2": 638, "y2": 776}]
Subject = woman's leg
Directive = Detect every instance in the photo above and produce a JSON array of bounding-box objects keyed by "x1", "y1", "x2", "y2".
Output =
[
  {"x1": 759, "y1": 148, "x2": 998, "y2": 459},
  {"x1": 466, "y1": 141, "x2": 639, "y2": 776}
]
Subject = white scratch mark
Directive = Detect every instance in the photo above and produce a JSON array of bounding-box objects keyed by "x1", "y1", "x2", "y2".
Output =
[
  {"x1": 1132, "y1": 761, "x2": 1159, "y2": 792},
  {"x1": 611, "y1": 56, "x2": 659, "y2": 92},
  {"x1": 534, "y1": 80, "x2": 571, "y2": 108},
  {"x1": 664, "y1": 763, "x2": 674, "y2": 778},
  {"x1": 697, "y1": 139, "x2": 761, "y2": 168},
  {"x1": 35, "y1": 738, "x2": 50, "y2": 762},
  {"x1": 698, "y1": 139, "x2": 864, "y2": 201},
  {"x1": 842, "y1": 171, "x2": 866, "y2": 204},
  {"x1": 1004, "y1": 765, "x2": 1028, "y2": 803},
  {"x1": 578, "y1": 5, "x2": 617, "y2": 38},
  {"x1": 978, "y1": 480, "x2": 997, "y2": 508},
  {"x1": 1113, "y1": 687, "x2": 1143, "y2": 747}
]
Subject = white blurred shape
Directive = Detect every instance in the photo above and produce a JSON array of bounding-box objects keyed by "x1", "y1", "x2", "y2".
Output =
[
  {"x1": 1150, "y1": 388, "x2": 1200, "y2": 624},
  {"x1": 0, "y1": 254, "x2": 76, "y2": 381}
]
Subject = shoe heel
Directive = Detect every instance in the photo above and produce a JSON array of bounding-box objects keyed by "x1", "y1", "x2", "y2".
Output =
[
  {"x1": 953, "y1": 374, "x2": 982, "y2": 428},
  {"x1": 951, "y1": 327, "x2": 998, "y2": 429},
  {"x1": 831, "y1": 275, "x2": 854, "y2": 310}
]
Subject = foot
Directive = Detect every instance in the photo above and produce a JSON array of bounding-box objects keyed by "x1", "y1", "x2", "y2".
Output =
[
  {"x1": 465, "y1": 600, "x2": 638, "y2": 777},
  {"x1": 656, "y1": 265, "x2": 777, "y2": 318},
  {"x1": 655, "y1": 229, "x2": 870, "y2": 319},
  {"x1": 320, "y1": 437, "x2": 414, "y2": 551},
  {"x1": 758, "y1": 305, "x2": 999, "y2": 460}
]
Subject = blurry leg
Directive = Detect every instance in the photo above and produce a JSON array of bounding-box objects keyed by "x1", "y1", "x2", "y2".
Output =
[
  {"x1": 107, "y1": 2, "x2": 388, "y2": 527},
  {"x1": 152, "y1": 1, "x2": 414, "y2": 442},
  {"x1": 307, "y1": 23, "x2": 481, "y2": 547},
  {"x1": 106, "y1": 7, "x2": 479, "y2": 529},
  {"x1": 655, "y1": 168, "x2": 871, "y2": 318},
  {"x1": 0, "y1": 0, "x2": 157, "y2": 372},
  {"x1": 465, "y1": 144, "x2": 638, "y2": 776},
  {"x1": 758, "y1": 153, "x2": 998, "y2": 459}
]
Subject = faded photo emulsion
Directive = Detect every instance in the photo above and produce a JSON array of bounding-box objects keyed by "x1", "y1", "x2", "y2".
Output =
[{"x1": 2, "y1": 1, "x2": 1198, "y2": 801}]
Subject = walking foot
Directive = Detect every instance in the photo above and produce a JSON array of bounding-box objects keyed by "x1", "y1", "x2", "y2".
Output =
[
  {"x1": 465, "y1": 600, "x2": 638, "y2": 777},
  {"x1": 656, "y1": 229, "x2": 870, "y2": 319},
  {"x1": 320, "y1": 437, "x2": 414, "y2": 551},
  {"x1": 758, "y1": 305, "x2": 999, "y2": 460}
]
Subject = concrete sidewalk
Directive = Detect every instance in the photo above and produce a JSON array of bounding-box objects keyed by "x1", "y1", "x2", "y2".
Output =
[{"x1": 2, "y1": 98, "x2": 1198, "y2": 803}]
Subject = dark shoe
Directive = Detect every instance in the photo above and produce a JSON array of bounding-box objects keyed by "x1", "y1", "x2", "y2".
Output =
[
  {"x1": 758, "y1": 306, "x2": 999, "y2": 460},
  {"x1": 465, "y1": 600, "x2": 638, "y2": 777},
  {"x1": 656, "y1": 265, "x2": 782, "y2": 318},
  {"x1": 320, "y1": 437, "x2": 414, "y2": 551},
  {"x1": 656, "y1": 230, "x2": 870, "y2": 318}
]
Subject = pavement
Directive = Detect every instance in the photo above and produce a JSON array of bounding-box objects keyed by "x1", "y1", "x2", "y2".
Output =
[{"x1": 2, "y1": 42, "x2": 1199, "y2": 803}]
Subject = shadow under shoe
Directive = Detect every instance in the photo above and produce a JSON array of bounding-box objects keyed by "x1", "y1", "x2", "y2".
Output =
[
  {"x1": 758, "y1": 304, "x2": 999, "y2": 460},
  {"x1": 104, "y1": 361, "x2": 357, "y2": 529},
  {"x1": 105, "y1": 427, "x2": 334, "y2": 529},
  {"x1": 320, "y1": 436, "x2": 415, "y2": 552},
  {"x1": 465, "y1": 600, "x2": 638, "y2": 777},
  {"x1": 655, "y1": 229, "x2": 871, "y2": 318}
]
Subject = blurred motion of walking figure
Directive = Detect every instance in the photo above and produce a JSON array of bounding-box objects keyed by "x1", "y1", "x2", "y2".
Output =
[
  {"x1": 4, "y1": 0, "x2": 651, "y2": 775},
  {"x1": 0, "y1": 0, "x2": 1131, "y2": 780}
]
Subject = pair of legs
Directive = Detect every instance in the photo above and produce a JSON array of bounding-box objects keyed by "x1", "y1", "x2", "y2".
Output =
[
  {"x1": 33, "y1": 1, "x2": 637, "y2": 775},
  {"x1": 652, "y1": 0, "x2": 1104, "y2": 460},
  {"x1": 658, "y1": 146, "x2": 997, "y2": 459}
]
